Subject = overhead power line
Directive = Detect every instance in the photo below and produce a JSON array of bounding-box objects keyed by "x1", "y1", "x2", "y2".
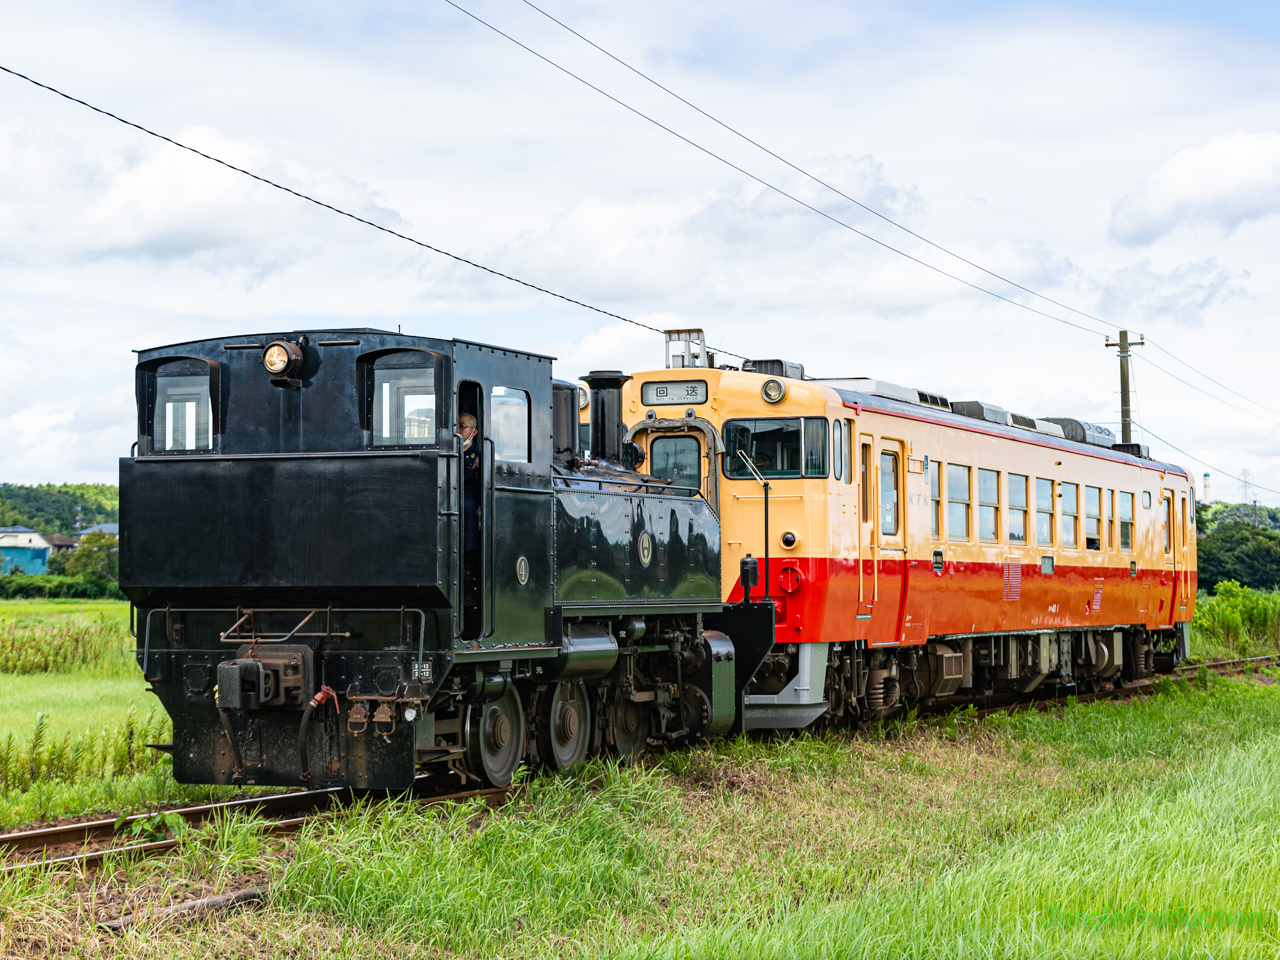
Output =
[
  {"x1": 508, "y1": 0, "x2": 1280, "y2": 422},
  {"x1": 0, "y1": 63, "x2": 760, "y2": 359},
  {"x1": 1138, "y1": 423, "x2": 1280, "y2": 500},
  {"x1": 1133, "y1": 354, "x2": 1280, "y2": 429},
  {"x1": 1144, "y1": 335, "x2": 1280, "y2": 418},
  {"x1": 442, "y1": 0, "x2": 1106, "y2": 340}
]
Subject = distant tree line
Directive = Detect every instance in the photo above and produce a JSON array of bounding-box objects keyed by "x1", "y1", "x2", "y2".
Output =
[
  {"x1": 0, "y1": 483, "x2": 118, "y2": 536},
  {"x1": 1197, "y1": 511, "x2": 1280, "y2": 593}
]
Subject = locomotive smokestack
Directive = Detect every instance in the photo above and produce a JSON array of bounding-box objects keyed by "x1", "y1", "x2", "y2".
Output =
[{"x1": 583, "y1": 370, "x2": 631, "y2": 463}]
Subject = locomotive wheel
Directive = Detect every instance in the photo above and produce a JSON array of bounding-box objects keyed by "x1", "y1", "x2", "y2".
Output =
[
  {"x1": 680, "y1": 683, "x2": 712, "y2": 741},
  {"x1": 609, "y1": 699, "x2": 650, "y2": 765},
  {"x1": 536, "y1": 680, "x2": 590, "y2": 772},
  {"x1": 464, "y1": 687, "x2": 526, "y2": 787}
]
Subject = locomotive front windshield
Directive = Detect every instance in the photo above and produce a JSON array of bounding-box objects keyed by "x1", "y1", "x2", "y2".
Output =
[
  {"x1": 154, "y1": 359, "x2": 213, "y2": 452},
  {"x1": 723, "y1": 418, "x2": 828, "y2": 479},
  {"x1": 372, "y1": 355, "x2": 437, "y2": 446}
]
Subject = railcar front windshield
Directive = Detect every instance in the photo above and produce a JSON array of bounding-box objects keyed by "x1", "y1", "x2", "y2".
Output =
[{"x1": 723, "y1": 418, "x2": 827, "y2": 479}]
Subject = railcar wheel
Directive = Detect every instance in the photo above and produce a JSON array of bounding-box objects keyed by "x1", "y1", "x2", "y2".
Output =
[
  {"x1": 609, "y1": 699, "x2": 650, "y2": 765},
  {"x1": 536, "y1": 680, "x2": 589, "y2": 772},
  {"x1": 464, "y1": 687, "x2": 526, "y2": 787}
]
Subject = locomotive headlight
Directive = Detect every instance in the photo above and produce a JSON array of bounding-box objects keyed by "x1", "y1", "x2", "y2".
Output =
[
  {"x1": 578, "y1": 385, "x2": 590, "y2": 410},
  {"x1": 262, "y1": 340, "x2": 302, "y2": 376},
  {"x1": 761, "y1": 378, "x2": 787, "y2": 404}
]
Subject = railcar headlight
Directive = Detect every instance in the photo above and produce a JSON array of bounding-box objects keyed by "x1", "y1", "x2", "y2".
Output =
[
  {"x1": 761, "y1": 378, "x2": 787, "y2": 404},
  {"x1": 262, "y1": 340, "x2": 302, "y2": 376}
]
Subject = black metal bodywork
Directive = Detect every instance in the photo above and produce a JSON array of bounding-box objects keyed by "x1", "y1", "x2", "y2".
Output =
[{"x1": 123, "y1": 330, "x2": 771, "y2": 789}]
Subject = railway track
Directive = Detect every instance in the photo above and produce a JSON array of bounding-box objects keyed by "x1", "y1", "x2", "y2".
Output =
[
  {"x1": 0, "y1": 778, "x2": 510, "y2": 873},
  {"x1": 959, "y1": 653, "x2": 1280, "y2": 720},
  {"x1": 5, "y1": 654, "x2": 1274, "y2": 874}
]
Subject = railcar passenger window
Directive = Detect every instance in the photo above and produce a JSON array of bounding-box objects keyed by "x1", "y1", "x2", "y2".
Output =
[
  {"x1": 832, "y1": 421, "x2": 842, "y2": 482},
  {"x1": 1107, "y1": 489, "x2": 1115, "y2": 549},
  {"x1": 1036, "y1": 478, "x2": 1054, "y2": 545},
  {"x1": 947, "y1": 464, "x2": 970, "y2": 541},
  {"x1": 1008, "y1": 474, "x2": 1028, "y2": 543},
  {"x1": 651, "y1": 436, "x2": 701, "y2": 489},
  {"x1": 880, "y1": 452, "x2": 899, "y2": 535},
  {"x1": 978, "y1": 469, "x2": 999, "y2": 542},
  {"x1": 1119, "y1": 492, "x2": 1134, "y2": 551},
  {"x1": 861, "y1": 444, "x2": 871, "y2": 516},
  {"x1": 1061, "y1": 483, "x2": 1079, "y2": 548},
  {"x1": 930, "y1": 460, "x2": 942, "y2": 539},
  {"x1": 154, "y1": 360, "x2": 213, "y2": 452},
  {"x1": 1163, "y1": 496, "x2": 1173, "y2": 554},
  {"x1": 804, "y1": 419, "x2": 828, "y2": 477},
  {"x1": 373, "y1": 355, "x2": 436, "y2": 447},
  {"x1": 1085, "y1": 486, "x2": 1102, "y2": 550},
  {"x1": 491, "y1": 386, "x2": 530, "y2": 462},
  {"x1": 724, "y1": 419, "x2": 802, "y2": 478}
]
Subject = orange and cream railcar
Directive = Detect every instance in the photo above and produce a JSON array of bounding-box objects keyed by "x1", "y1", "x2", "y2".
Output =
[{"x1": 623, "y1": 362, "x2": 1195, "y2": 728}]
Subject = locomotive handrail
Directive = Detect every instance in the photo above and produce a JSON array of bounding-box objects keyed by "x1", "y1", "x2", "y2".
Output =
[
  {"x1": 483, "y1": 436, "x2": 496, "y2": 641},
  {"x1": 552, "y1": 476, "x2": 703, "y2": 496},
  {"x1": 141, "y1": 606, "x2": 428, "y2": 682},
  {"x1": 452, "y1": 431, "x2": 464, "y2": 641}
]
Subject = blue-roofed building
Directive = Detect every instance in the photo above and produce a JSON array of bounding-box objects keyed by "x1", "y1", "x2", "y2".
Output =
[
  {"x1": 0, "y1": 527, "x2": 51, "y2": 575},
  {"x1": 79, "y1": 523, "x2": 120, "y2": 536}
]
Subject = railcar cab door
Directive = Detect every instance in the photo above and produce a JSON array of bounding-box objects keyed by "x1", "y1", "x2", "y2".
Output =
[{"x1": 451, "y1": 342, "x2": 553, "y2": 648}]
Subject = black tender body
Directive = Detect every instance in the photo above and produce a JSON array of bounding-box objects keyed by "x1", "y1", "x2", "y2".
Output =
[{"x1": 122, "y1": 330, "x2": 772, "y2": 789}]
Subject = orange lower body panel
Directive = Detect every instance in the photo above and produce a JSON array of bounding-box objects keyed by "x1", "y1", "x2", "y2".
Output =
[{"x1": 725, "y1": 556, "x2": 1196, "y2": 646}]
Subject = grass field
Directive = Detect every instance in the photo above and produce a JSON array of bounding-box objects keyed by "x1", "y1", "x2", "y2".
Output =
[
  {"x1": 2, "y1": 671, "x2": 1279, "y2": 958},
  {"x1": 2, "y1": 595, "x2": 1280, "y2": 956}
]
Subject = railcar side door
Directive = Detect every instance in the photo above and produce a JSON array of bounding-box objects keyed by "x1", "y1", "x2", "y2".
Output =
[
  {"x1": 1162, "y1": 488, "x2": 1178, "y2": 626},
  {"x1": 872, "y1": 439, "x2": 908, "y2": 645}
]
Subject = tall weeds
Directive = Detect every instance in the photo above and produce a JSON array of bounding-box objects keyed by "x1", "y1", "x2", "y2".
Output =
[
  {"x1": 0, "y1": 615, "x2": 130, "y2": 674},
  {"x1": 1193, "y1": 580, "x2": 1280, "y2": 659},
  {"x1": 0, "y1": 704, "x2": 169, "y2": 792}
]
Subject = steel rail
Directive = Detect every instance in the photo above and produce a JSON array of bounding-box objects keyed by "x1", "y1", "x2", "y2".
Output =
[{"x1": 0, "y1": 780, "x2": 510, "y2": 872}]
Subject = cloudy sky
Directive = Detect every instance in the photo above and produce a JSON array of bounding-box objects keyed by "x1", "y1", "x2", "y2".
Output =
[{"x1": 1, "y1": 0, "x2": 1277, "y2": 502}]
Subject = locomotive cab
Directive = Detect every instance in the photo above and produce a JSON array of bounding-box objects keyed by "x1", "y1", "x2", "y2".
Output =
[{"x1": 122, "y1": 330, "x2": 774, "y2": 790}]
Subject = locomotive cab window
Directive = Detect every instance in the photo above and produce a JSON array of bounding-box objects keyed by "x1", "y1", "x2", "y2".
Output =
[
  {"x1": 832, "y1": 420, "x2": 842, "y2": 482},
  {"x1": 372, "y1": 353, "x2": 437, "y2": 447},
  {"x1": 154, "y1": 359, "x2": 214, "y2": 452},
  {"x1": 724, "y1": 418, "x2": 828, "y2": 479},
  {"x1": 491, "y1": 386, "x2": 530, "y2": 462},
  {"x1": 651, "y1": 436, "x2": 701, "y2": 488},
  {"x1": 930, "y1": 460, "x2": 942, "y2": 539}
]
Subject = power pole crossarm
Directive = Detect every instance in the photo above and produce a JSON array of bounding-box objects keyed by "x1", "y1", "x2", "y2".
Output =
[{"x1": 1105, "y1": 330, "x2": 1145, "y2": 444}]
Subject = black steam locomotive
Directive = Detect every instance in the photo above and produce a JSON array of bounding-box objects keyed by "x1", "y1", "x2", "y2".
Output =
[{"x1": 121, "y1": 331, "x2": 774, "y2": 788}]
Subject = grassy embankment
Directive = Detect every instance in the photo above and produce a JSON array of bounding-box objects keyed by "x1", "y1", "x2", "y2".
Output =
[
  {"x1": 2, "y1": 671, "x2": 1279, "y2": 957},
  {"x1": 0, "y1": 600, "x2": 251, "y2": 828}
]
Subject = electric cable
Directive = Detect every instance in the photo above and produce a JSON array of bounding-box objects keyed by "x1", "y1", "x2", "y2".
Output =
[
  {"x1": 1137, "y1": 424, "x2": 1280, "y2": 499},
  {"x1": 1133, "y1": 354, "x2": 1280, "y2": 428},
  {"x1": 518, "y1": 0, "x2": 1119, "y2": 335},
  {"x1": 515, "y1": 0, "x2": 1280, "y2": 419},
  {"x1": 442, "y1": 0, "x2": 1107, "y2": 339},
  {"x1": 1143, "y1": 336, "x2": 1280, "y2": 418},
  {"x1": 0, "y1": 62, "x2": 755, "y2": 362}
]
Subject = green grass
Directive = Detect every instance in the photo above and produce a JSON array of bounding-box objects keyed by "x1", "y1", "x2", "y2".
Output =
[
  {"x1": 0, "y1": 599, "x2": 129, "y2": 625},
  {"x1": 0, "y1": 671, "x2": 151, "y2": 741},
  {"x1": 1192, "y1": 580, "x2": 1280, "y2": 661},
  {"x1": 5, "y1": 674, "x2": 1269, "y2": 959}
]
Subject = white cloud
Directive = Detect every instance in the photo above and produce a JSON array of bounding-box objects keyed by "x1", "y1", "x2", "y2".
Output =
[
  {"x1": 1097, "y1": 258, "x2": 1248, "y2": 327},
  {"x1": 1110, "y1": 130, "x2": 1280, "y2": 245}
]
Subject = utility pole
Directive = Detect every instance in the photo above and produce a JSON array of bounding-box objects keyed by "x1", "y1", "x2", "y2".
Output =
[{"x1": 1105, "y1": 330, "x2": 1144, "y2": 444}]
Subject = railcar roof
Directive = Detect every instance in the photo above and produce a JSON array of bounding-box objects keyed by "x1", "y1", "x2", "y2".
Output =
[{"x1": 827, "y1": 385, "x2": 1188, "y2": 480}]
